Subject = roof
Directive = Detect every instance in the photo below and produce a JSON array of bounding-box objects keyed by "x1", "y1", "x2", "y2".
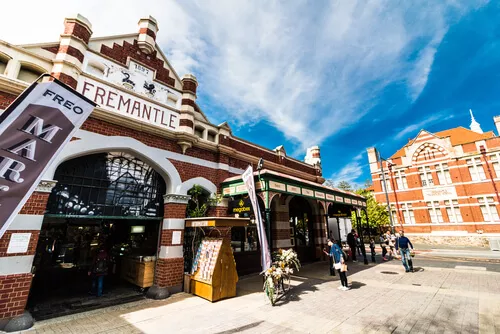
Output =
[{"x1": 390, "y1": 127, "x2": 496, "y2": 159}]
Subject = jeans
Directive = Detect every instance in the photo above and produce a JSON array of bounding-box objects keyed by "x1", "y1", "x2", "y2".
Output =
[
  {"x1": 349, "y1": 246, "x2": 357, "y2": 261},
  {"x1": 399, "y1": 248, "x2": 413, "y2": 271},
  {"x1": 337, "y1": 269, "x2": 348, "y2": 287},
  {"x1": 92, "y1": 275, "x2": 104, "y2": 296}
]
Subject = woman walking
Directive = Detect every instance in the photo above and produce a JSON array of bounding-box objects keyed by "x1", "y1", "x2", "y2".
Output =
[{"x1": 327, "y1": 239, "x2": 350, "y2": 290}]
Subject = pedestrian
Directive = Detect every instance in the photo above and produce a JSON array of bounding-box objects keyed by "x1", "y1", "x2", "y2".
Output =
[
  {"x1": 355, "y1": 231, "x2": 362, "y2": 256},
  {"x1": 383, "y1": 230, "x2": 394, "y2": 261},
  {"x1": 323, "y1": 239, "x2": 336, "y2": 276},
  {"x1": 395, "y1": 230, "x2": 414, "y2": 273},
  {"x1": 88, "y1": 246, "x2": 109, "y2": 297},
  {"x1": 380, "y1": 234, "x2": 388, "y2": 260},
  {"x1": 347, "y1": 229, "x2": 357, "y2": 262},
  {"x1": 369, "y1": 238, "x2": 376, "y2": 262},
  {"x1": 327, "y1": 239, "x2": 350, "y2": 290}
]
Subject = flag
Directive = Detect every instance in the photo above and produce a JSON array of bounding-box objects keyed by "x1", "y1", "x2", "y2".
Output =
[
  {"x1": 0, "y1": 77, "x2": 96, "y2": 238},
  {"x1": 242, "y1": 165, "x2": 272, "y2": 271}
]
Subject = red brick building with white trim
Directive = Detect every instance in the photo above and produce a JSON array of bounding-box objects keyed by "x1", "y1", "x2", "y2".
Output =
[
  {"x1": 0, "y1": 14, "x2": 366, "y2": 328},
  {"x1": 368, "y1": 112, "x2": 500, "y2": 247}
]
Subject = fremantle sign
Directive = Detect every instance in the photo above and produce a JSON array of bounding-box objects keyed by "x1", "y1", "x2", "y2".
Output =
[{"x1": 78, "y1": 77, "x2": 180, "y2": 131}]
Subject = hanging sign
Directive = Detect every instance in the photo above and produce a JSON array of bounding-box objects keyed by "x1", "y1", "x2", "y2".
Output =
[
  {"x1": 0, "y1": 76, "x2": 96, "y2": 238},
  {"x1": 228, "y1": 196, "x2": 252, "y2": 214},
  {"x1": 242, "y1": 165, "x2": 271, "y2": 272}
]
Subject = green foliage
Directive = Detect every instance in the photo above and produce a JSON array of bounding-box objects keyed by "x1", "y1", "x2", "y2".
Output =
[
  {"x1": 351, "y1": 188, "x2": 389, "y2": 229},
  {"x1": 186, "y1": 185, "x2": 223, "y2": 218},
  {"x1": 336, "y1": 180, "x2": 354, "y2": 192}
]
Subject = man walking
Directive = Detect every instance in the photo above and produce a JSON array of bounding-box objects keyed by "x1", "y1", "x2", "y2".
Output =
[
  {"x1": 347, "y1": 229, "x2": 357, "y2": 262},
  {"x1": 395, "y1": 230, "x2": 414, "y2": 272}
]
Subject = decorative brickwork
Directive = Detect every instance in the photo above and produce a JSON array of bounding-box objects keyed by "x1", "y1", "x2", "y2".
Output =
[
  {"x1": 0, "y1": 91, "x2": 17, "y2": 110},
  {"x1": 51, "y1": 72, "x2": 78, "y2": 89},
  {"x1": 19, "y1": 192, "x2": 49, "y2": 215},
  {"x1": 181, "y1": 98, "x2": 196, "y2": 107},
  {"x1": 0, "y1": 273, "x2": 33, "y2": 319},
  {"x1": 42, "y1": 45, "x2": 59, "y2": 54},
  {"x1": 100, "y1": 40, "x2": 176, "y2": 87},
  {"x1": 0, "y1": 230, "x2": 39, "y2": 257},
  {"x1": 179, "y1": 119, "x2": 194, "y2": 128},
  {"x1": 182, "y1": 81, "x2": 197, "y2": 94},
  {"x1": 139, "y1": 27, "x2": 157, "y2": 40},
  {"x1": 163, "y1": 203, "x2": 187, "y2": 219},
  {"x1": 57, "y1": 45, "x2": 85, "y2": 63},
  {"x1": 64, "y1": 22, "x2": 91, "y2": 44}
]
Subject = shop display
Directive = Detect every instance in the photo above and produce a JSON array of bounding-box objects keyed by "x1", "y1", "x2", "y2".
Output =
[
  {"x1": 189, "y1": 237, "x2": 238, "y2": 302},
  {"x1": 120, "y1": 257, "x2": 156, "y2": 288}
]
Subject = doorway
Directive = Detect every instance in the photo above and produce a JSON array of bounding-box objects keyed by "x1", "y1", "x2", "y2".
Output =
[
  {"x1": 288, "y1": 196, "x2": 315, "y2": 263},
  {"x1": 28, "y1": 151, "x2": 166, "y2": 319}
]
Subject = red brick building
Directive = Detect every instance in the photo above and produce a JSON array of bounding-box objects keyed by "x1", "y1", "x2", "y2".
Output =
[
  {"x1": 0, "y1": 14, "x2": 365, "y2": 328},
  {"x1": 368, "y1": 111, "x2": 500, "y2": 247}
]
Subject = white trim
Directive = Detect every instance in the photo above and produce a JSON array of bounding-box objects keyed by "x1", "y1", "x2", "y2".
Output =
[
  {"x1": 159, "y1": 245, "x2": 183, "y2": 259},
  {"x1": 162, "y1": 218, "x2": 185, "y2": 230},
  {"x1": 0, "y1": 255, "x2": 34, "y2": 275},
  {"x1": 403, "y1": 222, "x2": 500, "y2": 226},
  {"x1": 373, "y1": 179, "x2": 493, "y2": 196},
  {"x1": 8, "y1": 214, "x2": 44, "y2": 231},
  {"x1": 176, "y1": 177, "x2": 217, "y2": 196}
]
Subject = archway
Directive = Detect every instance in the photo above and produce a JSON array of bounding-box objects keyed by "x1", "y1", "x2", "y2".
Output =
[
  {"x1": 289, "y1": 196, "x2": 315, "y2": 263},
  {"x1": 29, "y1": 152, "x2": 167, "y2": 319}
]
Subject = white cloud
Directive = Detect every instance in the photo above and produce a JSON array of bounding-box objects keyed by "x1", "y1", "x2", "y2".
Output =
[
  {"x1": 0, "y1": 0, "x2": 488, "y2": 153},
  {"x1": 394, "y1": 112, "x2": 455, "y2": 140},
  {"x1": 328, "y1": 151, "x2": 367, "y2": 188}
]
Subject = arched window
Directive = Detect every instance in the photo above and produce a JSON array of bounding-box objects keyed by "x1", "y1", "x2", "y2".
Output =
[
  {"x1": 0, "y1": 53, "x2": 10, "y2": 75},
  {"x1": 17, "y1": 63, "x2": 46, "y2": 83},
  {"x1": 47, "y1": 152, "x2": 166, "y2": 218}
]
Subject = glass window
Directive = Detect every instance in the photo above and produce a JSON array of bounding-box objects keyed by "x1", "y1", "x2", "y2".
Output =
[
  {"x1": 231, "y1": 225, "x2": 259, "y2": 253},
  {"x1": 401, "y1": 203, "x2": 415, "y2": 224},
  {"x1": 467, "y1": 158, "x2": 486, "y2": 181},
  {"x1": 380, "y1": 173, "x2": 391, "y2": 191},
  {"x1": 394, "y1": 170, "x2": 408, "y2": 190},
  {"x1": 478, "y1": 196, "x2": 499, "y2": 222},
  {"x1": 47, "y1": 152, "x2": 166, "y2": 217},
  {"x1": 444, "y1": 199, "x2": 463, "y2": 223},
  {"x1": 436, "y1": 163, "x2": 452, "y2": 185},
  {"x1": 426, "y1": 201, "x2": 443, "y2": 223},
  {"x1": 419, "y1": 166, "x2": 434, "y2": 187}
]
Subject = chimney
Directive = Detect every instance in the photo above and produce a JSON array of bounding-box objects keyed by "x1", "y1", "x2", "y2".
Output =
[
  {"x1": 367, "y1": 147, "x2": 380, "y2": 174},
  {"x1": 494, "y1": 116, "x2": 500, "y2": 136},
  {"x1": 137, "y1": 16, "x2": 158, "y2": 54}
]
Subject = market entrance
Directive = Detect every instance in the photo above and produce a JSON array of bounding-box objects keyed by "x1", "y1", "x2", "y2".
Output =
[
  {"x1": 288, "y1": 196, "x2": 315, "y2": 263},
  {"x1": 28, "y1": 152, "x2": 166, "y2": 320}
]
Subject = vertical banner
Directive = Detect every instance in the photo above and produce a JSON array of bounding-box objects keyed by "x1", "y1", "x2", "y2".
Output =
[
  {"x1": 0, "y1": 78, "x2": 96, "y2": 238},
  {"x1": 242, "y1": 165, "x2": 271, "y2": 272}
]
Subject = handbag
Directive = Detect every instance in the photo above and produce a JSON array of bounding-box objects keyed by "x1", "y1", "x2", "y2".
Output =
[
  {"x1": 334, "y1": 262, "x2": 342, "y2": 270},
  {"x1": 410, "y1": 250, "x2": 415, "y2": 257},
  {"x1": 341, "y1": 263, "x2": 348, "y2": 272}
]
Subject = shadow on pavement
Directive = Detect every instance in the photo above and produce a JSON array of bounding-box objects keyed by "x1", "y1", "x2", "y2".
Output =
[{"x1": 213, "y1": 320, "x2": 265, "y2": 334}]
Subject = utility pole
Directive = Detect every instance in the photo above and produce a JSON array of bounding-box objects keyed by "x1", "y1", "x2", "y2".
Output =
[{"x1": 377, "y1": 150, "x2": 395, "y2": 234}]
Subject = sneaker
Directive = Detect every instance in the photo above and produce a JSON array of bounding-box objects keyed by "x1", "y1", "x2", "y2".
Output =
[
  {"x1": 382, "y1": 257, "x2": 388, "y2": 261},
  {"x1": 353, "y1": 260, "x2": 358, "y2": 262},
  {"x1": 337, "y1": 286, "x2": 343, "y2": 290},
  {"x1": 343, "y1": 286, "x2": 351, "y2": 291}
]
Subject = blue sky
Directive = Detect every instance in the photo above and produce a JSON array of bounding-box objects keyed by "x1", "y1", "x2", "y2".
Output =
[{"x1": 2, "y1": 0, "x2": 499, "y2": 188}]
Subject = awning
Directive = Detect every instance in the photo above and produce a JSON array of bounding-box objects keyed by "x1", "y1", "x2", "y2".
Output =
[{"x1": 221, "y1": 169, "x2": 367, "y2": 207}]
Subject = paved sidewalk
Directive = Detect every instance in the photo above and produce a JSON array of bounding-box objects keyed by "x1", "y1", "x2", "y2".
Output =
[{"x1": 12, "y1": 260, "x2": 500, "y2": 334}]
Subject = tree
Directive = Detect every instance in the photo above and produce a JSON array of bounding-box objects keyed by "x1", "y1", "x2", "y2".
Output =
[
  {"x1": 186, "y1": 185, "x2": 222, "y2": 217},
  {"x1": 351, "y1": 188, "x2": 389, "y2": 233},
  {"x1": 337, "y1": 181, "x2": 353, "y2": 192}
]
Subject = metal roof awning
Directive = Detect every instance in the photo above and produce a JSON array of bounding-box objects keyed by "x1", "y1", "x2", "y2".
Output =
[{"x1": 220, "y1": 169, "x2": 367, "y2": 207}]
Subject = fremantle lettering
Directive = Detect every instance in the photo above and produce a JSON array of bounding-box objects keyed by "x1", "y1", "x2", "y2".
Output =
[{"x1": 80, "y1": 79, "x2": 180, "y2": 131}]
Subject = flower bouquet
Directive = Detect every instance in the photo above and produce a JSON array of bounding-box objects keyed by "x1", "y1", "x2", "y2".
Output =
[{"x1": 263, "y1": 248, "x2": 300, "y2": 305}]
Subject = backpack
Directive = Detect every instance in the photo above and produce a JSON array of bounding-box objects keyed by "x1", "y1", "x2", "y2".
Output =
[{"x1": 94, "y1": 253, "x2": 108, "y2": 274}]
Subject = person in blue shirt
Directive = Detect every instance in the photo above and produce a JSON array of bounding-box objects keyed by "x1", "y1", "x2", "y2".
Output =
[
  {"x1": 395, "y1": 230, "x2": 414, "y2": 272},
  {"x1": 326, "y1": 239, "x2": 350, "y2": 290}
]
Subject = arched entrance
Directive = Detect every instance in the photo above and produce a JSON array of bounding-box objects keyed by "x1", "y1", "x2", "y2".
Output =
[
  {"x1": 289, "y1": 196, "x2": 315, "y2": 263},
  {"x1": 29, "y1": 152, "x2": 167, "y2": 319}
]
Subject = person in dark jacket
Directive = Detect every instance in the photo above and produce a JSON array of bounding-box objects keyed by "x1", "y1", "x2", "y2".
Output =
[
  {"x1": 347, "y1": 229, "x2": 357, "y2": 262},
  {"x1": 395, "y1": 230, "x2": 414, "y2": 272},
  {"x1": 327, "y1": 239, "x2": 350, "y2": 290},
  {"x1": 88, "y1": 247, "x2": 109, "y2": 296}
]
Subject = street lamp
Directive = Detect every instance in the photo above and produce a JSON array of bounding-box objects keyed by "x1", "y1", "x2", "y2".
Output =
[
  {"x1": 387, "y1": 162, "x2": 404, "y2": 232},
  {"x1": 377, "y1": 150, "x2": 395, "y2": 234}
]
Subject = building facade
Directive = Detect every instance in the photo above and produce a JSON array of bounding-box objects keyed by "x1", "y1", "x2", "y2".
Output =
[
  {"x1": 0, "y1": 14, "x2": 365, "y2": 326},
  {"x1": 368, "y1": 112, "x2": 500, "y2": 246}
]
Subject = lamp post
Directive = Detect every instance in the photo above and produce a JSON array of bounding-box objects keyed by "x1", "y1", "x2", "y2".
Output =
[
  {"x1": 387, "y1": 162, "x2": 404, "y2": 232},
  {"x1": 256, "y1": 158, "x2": 272, "y2": 249},
  {"x1": 377, "y1": 150, "x2": 395, "y2": 234},
  {"x1": 480, "y1": 146, "x2": 500, "y2": 203}
]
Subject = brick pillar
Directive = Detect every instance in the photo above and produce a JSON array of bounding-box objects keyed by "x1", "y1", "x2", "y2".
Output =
[
  {"x1": 0, "y1": 180, "x2": 56, "y2": 330},
  {"x1": 272, "y1": 201, "x2": 292, "y2": 250},
  {"x1": 313, "y1": 212, "x2": 327, "y2": 260},
  {"x1": 148, "y1": 194, "x2": 189, "y2": 299},
  {"x1": 50, "y1": 14, "x2": 92, "y2": 88}
]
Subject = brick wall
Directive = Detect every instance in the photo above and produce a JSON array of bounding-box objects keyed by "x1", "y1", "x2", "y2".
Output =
[
  {"x1": 0, "y1": 91, "x2": 17, "y2": 110},
  {"x1": 18, "y1": 192, "x2": 50, "y2": 215},
  {"x1": 159, "y1": 229, "x2": 184, "y2": 245},
  {"x1": 154, "y1": 258, "x2": 184, "y2": 288},
  {"x1": 0, "y1": 231, "x2": 39, "y2": 257},
  {"x1": 163, "y1": 203, "x2": 187, "y2": 218},
  {"x1": 0, "y1": 274, "x2": 33, "y2": 319}
]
